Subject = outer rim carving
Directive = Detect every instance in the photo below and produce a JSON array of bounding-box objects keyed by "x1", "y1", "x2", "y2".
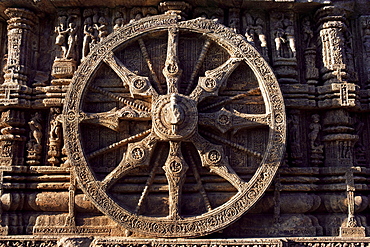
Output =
[{"x1": 63, "y1": 14, "x2": 286, "y2": 238}]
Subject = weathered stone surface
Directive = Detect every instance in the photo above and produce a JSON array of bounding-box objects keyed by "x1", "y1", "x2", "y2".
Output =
[{"x1": 0, "y1": 0, "x2": 369, "y2": 242}]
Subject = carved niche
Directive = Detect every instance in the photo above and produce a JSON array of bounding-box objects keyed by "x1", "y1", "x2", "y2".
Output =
[{"x1": 63, "y1": 12, "x2": 286, "y2": 237}]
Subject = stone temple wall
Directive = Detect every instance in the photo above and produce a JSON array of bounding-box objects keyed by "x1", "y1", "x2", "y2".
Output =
[{"x1": 0, "y1": 0, "x2": 369, "y2": 245}]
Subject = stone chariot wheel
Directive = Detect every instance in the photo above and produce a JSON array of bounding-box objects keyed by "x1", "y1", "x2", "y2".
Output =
[{"x1": 63, "y1": 13, "x2": 286, "y2": 238}]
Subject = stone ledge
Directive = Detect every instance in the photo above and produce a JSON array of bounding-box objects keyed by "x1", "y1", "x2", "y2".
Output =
[{"x1": 0, "y1": 236, "x2": 370, "y2": 247}]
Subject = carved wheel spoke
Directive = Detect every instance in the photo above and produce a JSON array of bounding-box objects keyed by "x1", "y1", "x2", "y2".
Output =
[
  {"x1": 89, "y1": 84, "x2": 151, "y2": 112},
  {"x1": 80, "y1": 108, "x2": 151, "y2": 131},
  {"x1": 64, "y1": 15, "x2": 285, "y2": 237},
  {"x1": 189, "y1": 57, "x2": 242, "y2": 102},
  {"x1": 191, "y1": 133, "x2": 246, "y2": 191},
  {"x1": 103, "y1": 51, "x2": 159, "y2": 98},
  {"x1": 199, "y1": 109, "x2": 271, "y2": 134},
  {"x1": 163, "y1": 141, "x2": 189, "y2": 219},
  {"x1": 163, "y1": 26, "x2": 182, "y2": 94},
  {"x1": 100, "y1": 133, "x2": 157, "y2": 191}
]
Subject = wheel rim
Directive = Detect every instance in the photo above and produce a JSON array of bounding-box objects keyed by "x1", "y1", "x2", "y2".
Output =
[{"x1": 63, "y1": 13, "x2": 286, "y2": 237}]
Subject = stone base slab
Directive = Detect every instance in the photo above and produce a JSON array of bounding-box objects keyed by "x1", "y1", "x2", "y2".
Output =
[{"x1": 0, "y1": 237, "x2": 370, "y2": 247}]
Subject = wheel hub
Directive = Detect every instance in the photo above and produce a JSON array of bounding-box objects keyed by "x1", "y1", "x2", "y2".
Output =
[{"x1": 153, "y1": 94, "x2": 198, "y2": 141}]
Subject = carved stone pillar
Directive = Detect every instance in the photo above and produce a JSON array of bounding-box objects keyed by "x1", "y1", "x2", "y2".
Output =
[
  {"x1": 0, "y1": 8, "x2": 36, "y2": 108},
  {"x1": 360, "y1": 16, "x2": 370, "y2": 88},
  {"x1": 315, "y1": 6, "x2": 358, "y2": 108},
  {"x1": 322, "y1": 109, "x2": 357, "y2": 167},
  {"x1": 3, "y1": 8, "x2": 36, "y2": 86},
  {"x1": 0, "y1": 109, "x2": 26, "y2": 235}
]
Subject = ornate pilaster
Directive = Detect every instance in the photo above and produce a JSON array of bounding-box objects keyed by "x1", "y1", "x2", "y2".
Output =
[
  {"x1": 0, "y1": 8, "x2": 36, "y2": 108},
  {"x1": 0, "y1": 110, "x2": 26, "y2": 166},
  {"x1": 360, "y1": 16, "x2": 370, "y2": 87},
  {"x1": 322, "y1": 109, "x2": 357, "y2": 167},
  {"x1": 315, "y1": 6, "x2": 358, "y2": 108}
]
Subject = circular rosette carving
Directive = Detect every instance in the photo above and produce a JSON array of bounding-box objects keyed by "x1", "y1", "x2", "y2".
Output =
[{"x1": 63, "y1": 13, "x2": 286, "y2": 238}]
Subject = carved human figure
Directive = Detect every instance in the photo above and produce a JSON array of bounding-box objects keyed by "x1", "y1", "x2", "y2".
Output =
[
  {"x1": 82, "y1": 17, "x2": 94, "y2": 59},
  {"x1": 273, "y1": 14, "x2": 296, "y2": 58},
  {"x1": 50, "y1": 114, "x2": 62, "y2": 141},
  {"x1": 29, "y1": 112, "x2": 42, "y2": 146},
  {"x1": 130, "y1": 13, "x2": 143, "y2": 23},
  {"x1": 308, "y1": 114, "x2": 322, "y2": 151},
  {"x1": 229, "y1": 18, "x2": 239, "y2": 33},
  {"x1": 353, "y1": 116, "x2": 366, "y2": 165},
  {"x1": 55, "y1": 16, "x2": 68, "y2": 58},
  {"x1": 284, "y1": 16, "x2": 296, "y2": 58},
  {"x1": 65, "y1": 22, "x2": 77, "y2": 59},
  {"x1": 363, "y1": 26, "x2": 370, "y2": 53},
  {"x1": 274, "y1": 28, "x2": 284, "y2": 58},
  {"x1": 243, "y1": 12, "x2": 268, "y2": 56},
  {"x1": 255, "y1": 17, "x2": 267, "y2": 49},
  {"x1": 95, "y1": 17, "x2": 109, "y2": 41},
  {"x1": 303, "y1": 17, "x2": 314, "y2": 49},
  {"x1": 27, "y1": 112, "x2": 43, "y2": 163},
  {"x1": 288, "y1": 114, "x2": 302, "y2": 165},
  {"x1": 113, "y1": 12, "x2": 125, "y2": 31},
  {"x1": 243, "y1": 13, "x2": 254, "y2": 43}
]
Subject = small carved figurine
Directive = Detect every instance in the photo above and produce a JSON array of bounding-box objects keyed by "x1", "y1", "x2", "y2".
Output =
[
  {"x1": 29, "y1": 112, "x2": 42, "y2": 146},
  {"x1": 308, "y1": 114, "x2": 323, "y2": 152},
  {"x1": 95, "y1": 17, "x2": 109, "y2": 41},
  {"x1": 82, "y1": 17, "x2": 95, "y2": 59},
  {"x1": 65, "y1": 21, "x2": 77, "y2": 59},
  {"x1": 55, "y1": 16, "x2": 68, "y2": 58},
  {"x1": 273, "y1": 13, "x2": 296, "y2": 58},
  {"x1": 113, "y1": 11, "x2": 125, "y2": 31}
]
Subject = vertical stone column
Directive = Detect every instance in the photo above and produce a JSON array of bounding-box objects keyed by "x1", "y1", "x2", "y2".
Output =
[
  {"x1": 314, "y1": 6, "x2": 356, "y2": 167},
  {"x1": 322, "y1": 109, "x2": 357, "y2": 167},
  {"x1": 0, "y1": 110, "x2": 26, "y2": 167},
  {"x1": 315, "y1": 6, "x2": 357, "y2": 108},
  {"x1": 316, "y1": 7, "x2": 347, "y2": 84},
  {"x1": 3, "y1": 8, "x2": 36, "y2": 86},
  {"x1": 0, "y1": 8, "x2": 36, "y2": 108},
  {"x1": 315, "y1": 6, "x2": 358, "y2": 167},
  {"x1": 315, "y1": 5, "x2": 364, "y2": 237}
]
